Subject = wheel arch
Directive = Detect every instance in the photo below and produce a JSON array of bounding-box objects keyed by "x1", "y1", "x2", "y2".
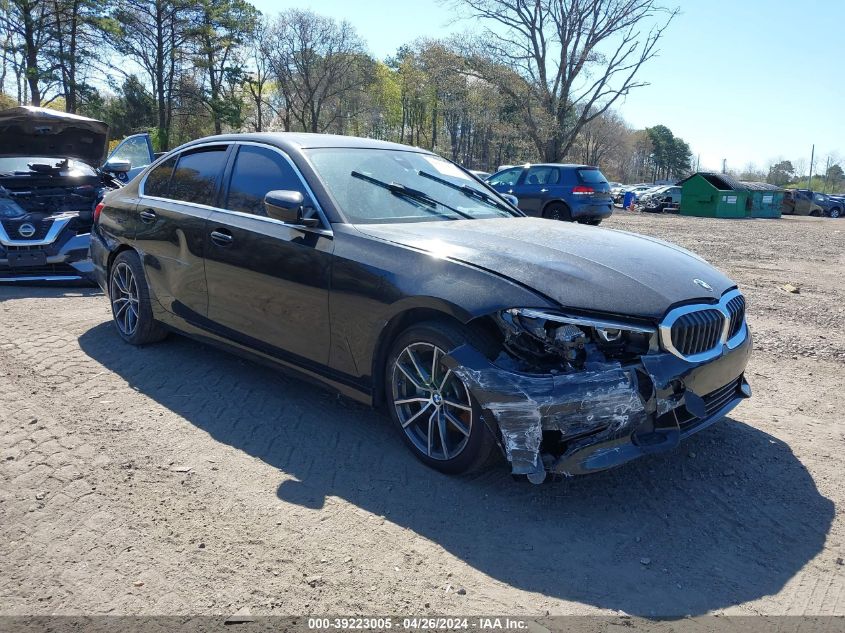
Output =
[
  {"x1": 106, "y1": 244, "x2": 139, "y2": 292},
  {"x1": 370, "y1": 302, "x2": 501, "y2": 409},
  {"x1": 541, "y1": 198, "x2": 571, "y2": 218}
]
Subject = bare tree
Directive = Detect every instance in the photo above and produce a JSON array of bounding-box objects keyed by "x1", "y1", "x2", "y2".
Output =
[
  {"x1": 243, "y1": 16, "x2": 273, "y2": 132},
  {"x1": 265, "y1": 9, "x2": 368, "y2": 133},
  {"x1": 572, "y1": 108, "x2": 627, "y2": 166},
  {"x1": 453, "y1": 0, "x2": 677, "y2": 161}
]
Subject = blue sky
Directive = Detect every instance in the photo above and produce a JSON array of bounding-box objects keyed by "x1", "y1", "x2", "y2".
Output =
[{"x1": 252, "y1": 0, "x2": 845, "y2": 172}]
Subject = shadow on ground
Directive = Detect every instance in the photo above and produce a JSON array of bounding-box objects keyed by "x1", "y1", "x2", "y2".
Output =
[{"x1": 79, "y1": 322, "x2": 834, "y2": 616}]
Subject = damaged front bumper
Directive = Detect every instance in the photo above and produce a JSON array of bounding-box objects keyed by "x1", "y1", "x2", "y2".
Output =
[{"x1": 442, "y1": 332, "x2": 752, "y2": 481}]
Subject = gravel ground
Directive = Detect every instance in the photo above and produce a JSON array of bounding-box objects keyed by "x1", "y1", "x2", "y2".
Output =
[{"x1": 0, "y1": 212, "x2": 843, "y2": 617}]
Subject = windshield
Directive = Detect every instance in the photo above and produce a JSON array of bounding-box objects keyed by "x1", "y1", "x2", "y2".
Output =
[
  {"x1": 305, "y1": 148, "x2": 518, "y2": 224},
  {"x1": 0, "y1": 157, "x2": 97, "y2": 177}
]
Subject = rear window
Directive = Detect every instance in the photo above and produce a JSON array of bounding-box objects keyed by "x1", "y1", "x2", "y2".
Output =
[
  {"x1": 143, "y1": 156, "x2": 176, "y2": 197},
  {"x1": 169, "y1": 147, "x2": 228, "y2": 206},
  {"x1": 576, "y1": 168, "x2": 609, "y2": 184}
]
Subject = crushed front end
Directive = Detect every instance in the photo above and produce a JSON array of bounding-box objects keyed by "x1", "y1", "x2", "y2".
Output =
[
  {"x1": 445, "y1": 289, "x2": 752, "y2": 482},
  {"x1": 0, "y1": 167, "x2": 116, "y2": 283}
]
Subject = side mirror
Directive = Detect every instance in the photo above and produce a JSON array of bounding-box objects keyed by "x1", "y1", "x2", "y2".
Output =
[
  {"x1": 103, "y1": 158, "x2": 131, "y2": 174},
  {"x1": 264, "y1": 190, "x2": 320, "y2": 227},
  {"x1": 502, "y1": 193, "x2": 519, "y2": 208}
]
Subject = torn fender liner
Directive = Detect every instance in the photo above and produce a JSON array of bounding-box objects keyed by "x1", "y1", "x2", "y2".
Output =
[{"x1": 442, "y1": 344, "x2": 649, "y2": 476}]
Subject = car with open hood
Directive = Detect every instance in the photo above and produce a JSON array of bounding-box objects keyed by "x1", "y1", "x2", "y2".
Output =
[
  {"x1": 0, "y1": 106, "x2": 154, "y2": 282},
  {"x1": 90, "y1": 132, "x2": 751, "y2": 483}
]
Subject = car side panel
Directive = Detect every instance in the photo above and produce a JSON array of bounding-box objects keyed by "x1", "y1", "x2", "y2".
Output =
[
  {"x1": 90, "y1": 184, "x2": 142, "y2": 290},
  {"x1": 327, "y1": 224, "x2": 557, "y2": 396},
  {"x1": 133, "y1": 197, "x2": 212, "y2": 317},
  {"x1": 203, "y1": 211, "x2": 334, "y2": 368}
]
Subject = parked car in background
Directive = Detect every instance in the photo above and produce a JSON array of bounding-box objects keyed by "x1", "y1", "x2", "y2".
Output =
[
  {"x1": 637, "y1": 185, "x2": 683, "y2": 213},
  {"x1": 487, "y1": 163, "x2": 613, "y2": 224},
  {"x1": 108, "y1": 133, "x2": 156, "y2": 182},
  {"x1": 91, "y1": 132, "x2": 751, "y2": 482},
  {"x1": 781, "y1": 189, "x2": 824, "y2": 216},
  {"x1": 613, "y1": 184, "x2": 653, "y2": 205},
  {"x1": 0, "y1": 106, "x2": 154, "y2": 283},
  {"x1": 806, "y1": 192, "x2": 843, "y2": 218},
  {"x1": 469, "y1": 169, "x2": 491, "y2": 180},
  {"x1": 826, "y1": 194, "x2": 844, "y2": 218}
]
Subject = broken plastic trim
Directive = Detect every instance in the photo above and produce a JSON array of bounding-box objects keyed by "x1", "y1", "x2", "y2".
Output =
[
  {"x1": 442, "y1": 344, "x2": 650, "y2": 481},
  {"x1": 442, "y1": 337, "x2": 751, "y2": 483}
]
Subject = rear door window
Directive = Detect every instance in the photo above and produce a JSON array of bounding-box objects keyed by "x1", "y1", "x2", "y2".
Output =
[
  {"x1": 525, "y1": 166, "x2": 560, "y2": 185},
  {"x1": 143, "y1": 156, "x2": 177, "y2": 197},
  {"x1": 225, "y1": 145, "x2": 305, "y2": 216},
  {"x1": 576, "y1": 168, "x2": 609, "y2": 184},
  {"x1": 169, "y1": 147, "x2": 229, "y2": 206}
]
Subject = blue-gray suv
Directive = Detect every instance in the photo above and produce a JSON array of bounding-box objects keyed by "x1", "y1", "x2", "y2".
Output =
[{"x1": 487, "y1": 163, "x2": 613, "y2": 225}]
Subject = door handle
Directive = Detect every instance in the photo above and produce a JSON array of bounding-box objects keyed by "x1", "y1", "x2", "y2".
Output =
[
  {"x1": 507, "y1": 189, "x2": 514, "y2": 194},
  {"x1": 540, "y1": 188, "x2": 549, "y2": 193},
  {"x1": 210, "y1": 229, "x2": 234, "y2": 246},
  {"x1": 139, "y1": 209, "x2": 156, "y2": 223}
]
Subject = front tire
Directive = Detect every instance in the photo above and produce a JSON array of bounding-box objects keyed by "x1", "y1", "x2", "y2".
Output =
[
  {"x1": 109, "y1": 250, "x2": 167, "y2": 345},
  {"x1": 385, "y1": 321, "x2": 496, "y2": 475}
]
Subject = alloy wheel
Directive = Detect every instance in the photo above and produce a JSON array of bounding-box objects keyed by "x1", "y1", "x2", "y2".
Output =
[
  {"x1": 391, "y1": 342, "x2": 473, "y2": 461},
  {"x1": 110, "y1": 261, "x2": 140, "y2": 336}
]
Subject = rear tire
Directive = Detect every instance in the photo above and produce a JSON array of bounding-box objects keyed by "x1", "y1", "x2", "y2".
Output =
[
  {"x1": 109, "y1": 250, "x2": 168, "y2": 345},
  {"x1": 542, "y1": 202, "x2": 572, "y2": 222},
  {"x1": 385, "y1": 321, "x2": 497, "y2": 475}
]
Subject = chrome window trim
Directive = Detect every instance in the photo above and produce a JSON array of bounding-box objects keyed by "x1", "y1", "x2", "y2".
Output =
[
  {"x1": 0, "y1": 217, "x2": 71, "y2": 246},
  {"x1": 205, "y1": 205, "x2": 334, "y2": 237},
  {"x1": 659, "y1": 288, "x2": 747, "y2": 363},
  {"x1": 137, "y1": 140, "x2": 332, "y2": 235}
]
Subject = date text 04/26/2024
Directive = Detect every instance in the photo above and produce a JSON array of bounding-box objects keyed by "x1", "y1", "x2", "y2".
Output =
[{"x1": 307, "y1": 618, "x2": 530, "y2": 630}]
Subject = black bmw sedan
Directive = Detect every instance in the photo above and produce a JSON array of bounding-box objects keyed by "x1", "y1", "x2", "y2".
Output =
[{"x1": 90, "y1": 133, "x2": 751, "y2": 483}]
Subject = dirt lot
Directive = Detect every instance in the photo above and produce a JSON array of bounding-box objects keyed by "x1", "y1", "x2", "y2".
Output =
[{"x1": 0, "y1": 212, "x2": 843, "y2": 617}]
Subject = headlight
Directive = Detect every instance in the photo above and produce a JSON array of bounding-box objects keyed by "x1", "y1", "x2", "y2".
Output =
[{"x1": 498, "y1": 308, "x2": 658, "y2": 368}]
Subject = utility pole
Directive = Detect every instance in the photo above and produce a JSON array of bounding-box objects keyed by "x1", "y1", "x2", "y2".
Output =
[
  {"x1": 823, "y1": 156, "x2": 831, "y2": 193},
  {"x1": 807, "y1": 144, "x2": 815, "y2": 190}
]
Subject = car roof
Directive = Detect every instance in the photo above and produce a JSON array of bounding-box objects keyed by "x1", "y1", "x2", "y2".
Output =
[
  {"x1": 173, "y1": 132, "x2": 431, "y2": 155},
  {"x1": 525, "y1": 163, "x2": 595, "y2": 169}
]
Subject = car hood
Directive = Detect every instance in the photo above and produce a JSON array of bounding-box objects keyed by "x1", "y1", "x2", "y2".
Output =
[
  {"x1": 0, "y1": 106, "x2": 109, "y2": 165},
  {"x1": 354, "y1": 217, "x2": 736, "y2": 320}
]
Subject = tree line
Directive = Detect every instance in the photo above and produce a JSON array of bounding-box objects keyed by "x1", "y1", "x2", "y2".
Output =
[
  {"x1": 1, "y1": 0, "x2": 693, "y2": 182},
  {"x1": 733, "y1": 158, "x2": 845, "y2": 194}
]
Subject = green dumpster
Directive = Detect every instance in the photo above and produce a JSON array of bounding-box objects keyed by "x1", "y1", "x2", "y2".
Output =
[{"x1": 678, "y1": 173, "x2": 782, "y2": 218}]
